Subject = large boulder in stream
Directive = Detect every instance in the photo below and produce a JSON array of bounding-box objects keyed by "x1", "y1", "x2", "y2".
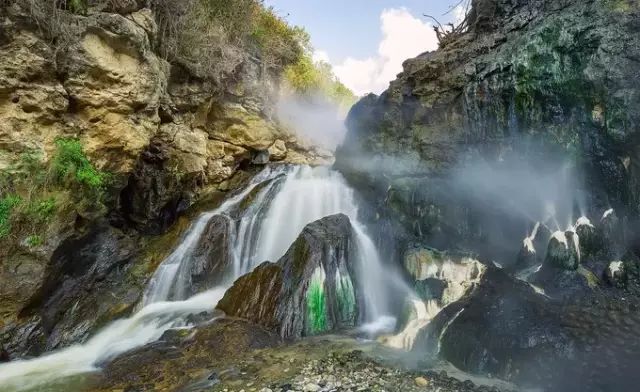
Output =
[
  {"x1": 414, "y1": 267, "x2": 574, "y2": 387},
  {"x1": 217, "y1": 214, "x2": 361, "y2": 339},
  {"x1": 413, "y1": 266, "x2": 640, "y2": 391}
]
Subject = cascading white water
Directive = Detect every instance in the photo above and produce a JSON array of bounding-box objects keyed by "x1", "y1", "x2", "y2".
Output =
[
  {"x1": 0, "y1": 288, "x2": 227, "y2": 391},
  {"x1": 0, "y1": 165, "x2": 404, "y2": 390},
  {"x1": 143, "y1": 166, "x2": 287, "y2": 303}
]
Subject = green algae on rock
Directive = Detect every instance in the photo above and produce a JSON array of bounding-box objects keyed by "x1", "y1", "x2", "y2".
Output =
[{"x1": 218, "y1": 214, "x2": 361, "y2": 339}]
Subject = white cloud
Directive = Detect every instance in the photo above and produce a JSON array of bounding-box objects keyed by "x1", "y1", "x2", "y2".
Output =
[{"x1": 332, "y1": 8, "x2": 439, "y2": 96}]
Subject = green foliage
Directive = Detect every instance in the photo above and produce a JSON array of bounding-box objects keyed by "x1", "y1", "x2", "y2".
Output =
[
  {"x1": 52, "y1": 138, "x2": 106, "y2": 191},
  {"x1": 0, "y1": 138, "x2": 107, "y2": 245},
  {"x1": 68, "y1": 0, "x2": 87, "y2": 15},
  {"x1": 153, "y1": 0, "x2": 307, "y2": 82},
  {"x1": 0, "y1": 194, "x2": 22, "y2": 238},
  {"x1": 284, "y1": 55, "x2": 357, "y2": 111},
  {"x1": 27, "y1": 197, "x2": 57, "y2": 222},
  {"x1": 251, "y1": 6, "x2": 308, "y2": 69},
  {"x1": 26, "y1": 234, "x2": 43, "y2": 247}
]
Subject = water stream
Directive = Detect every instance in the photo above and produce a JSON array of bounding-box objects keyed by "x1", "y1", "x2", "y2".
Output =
[{"x1": 0, "y1": 165, "x2": 405, "y2": 390}]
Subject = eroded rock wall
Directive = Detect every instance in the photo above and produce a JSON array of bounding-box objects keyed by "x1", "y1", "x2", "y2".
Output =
[
  {"x1": 0, "y1": 3, "x2": 329, "y2": 358},
  {"x1": 336, "y1": 0, "x2": 640, "y2": 265}
]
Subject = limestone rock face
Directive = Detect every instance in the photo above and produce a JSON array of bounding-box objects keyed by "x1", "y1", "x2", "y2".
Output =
[
  {"x1": 0, "y1": 3, "x2": 330, "y2": 358},
  {"x1": 217, "y1": 214, "x2": 361, "y2": 339}
]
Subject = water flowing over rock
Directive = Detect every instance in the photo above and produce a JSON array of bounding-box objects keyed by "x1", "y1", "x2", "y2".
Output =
[
  {"x1": 0, "y1": 2, "x2": 331, "y2": 360},
  {"x1": 218, "y1": 214, "x2": 361, "y2": 338},
  {"x1": 0, "y1": 165, "x2": 408, "y2": 389}
]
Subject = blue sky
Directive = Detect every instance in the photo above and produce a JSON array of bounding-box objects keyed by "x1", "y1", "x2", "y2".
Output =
[{"x1": 265, "y1": 1, "x2": 467, "y2": 95}]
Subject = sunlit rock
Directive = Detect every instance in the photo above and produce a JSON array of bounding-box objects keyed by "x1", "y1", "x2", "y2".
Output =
[{"x1": 391, "y1": 247, "x2": 485, "y2": 350}]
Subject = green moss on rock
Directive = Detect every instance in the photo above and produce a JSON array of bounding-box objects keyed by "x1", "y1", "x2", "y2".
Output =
[{"x1": 306, "y1": 267, "x2": 327, "y2": 334}]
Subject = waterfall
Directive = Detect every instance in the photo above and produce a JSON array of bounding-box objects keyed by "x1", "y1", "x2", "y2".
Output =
[
  {"x1": 0, "y1": 165, "x2": 404, "y2": 390},
  {"x1": 143, "y1": 165, "x2": 287, "y2": 303}
]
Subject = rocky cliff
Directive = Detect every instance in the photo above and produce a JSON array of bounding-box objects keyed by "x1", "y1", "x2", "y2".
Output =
[
  {"x1": 336, "y1": 0, "x2": 640, "y2": 389},
  {"x1": 0, "y1": 2, "x2": 328, "y2": 358},
  {"x1": 337, "y1": 0, "x2": 640, "y2": 263}
]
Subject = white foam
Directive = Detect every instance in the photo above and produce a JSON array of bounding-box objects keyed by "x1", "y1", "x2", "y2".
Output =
[
  {"x1": 551, "y1": 231, "x2": 569, "y2": 249},
  {"x1": 576, "y1": 216, "x2": 594, "y2": 228}
]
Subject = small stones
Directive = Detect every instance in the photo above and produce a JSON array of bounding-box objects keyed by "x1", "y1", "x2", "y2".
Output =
[
  {"x1": 302, "y1": 383, "x2": 320, "y2": 391},
  {"x1": 415, "y1": 376, "x2": 429, "y2": 386}
]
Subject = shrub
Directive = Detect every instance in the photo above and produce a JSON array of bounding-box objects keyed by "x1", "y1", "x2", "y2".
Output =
[
  {"x1": 284, "y1": 54, "x2": 357, "y2": 111},
  {"x1": 0, "y1": 194, "x2": 21, "y2": 238},
  {"x1": 251, "y1": 6, "x2": 307, "y2": 70},
  {"x1": 51, "y1": 137, "x2": 105, "y2": 191},
  {"x1": 26, "y1": 234, "x2": 43, "y2": 247},
  {"x1": 27, "y1": 197, "x2": 57, "y2": 222},
  {"x1": 0, "y1": 138, "x2": 106, "y2": 244},
  {"x1": 151, "y1": 0, "x2": 307, "y2": 83}
]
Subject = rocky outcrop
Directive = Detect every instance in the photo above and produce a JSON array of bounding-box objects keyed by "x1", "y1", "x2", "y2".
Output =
[
  {"x1": 0, "y1": 2, "x2": 330, "y2": 358},
  {"x1": 217, "y1": 214, "x2": 361, "y2": 339},
  {"x1": 94, "y1": 318, "x2": 282, "y2": 391},
  {"x1": 189, "y1": 215, "x2": 234, "y2": 293},
  {"x1": 336, "y1": 0, "x2": 640, "y2": 388},
  {"x1": 336, "y1": 0, "x2": 640, "y2": 266},
  {"x1": 413, "y1": 267, "x2": 576, "y2": 388}
]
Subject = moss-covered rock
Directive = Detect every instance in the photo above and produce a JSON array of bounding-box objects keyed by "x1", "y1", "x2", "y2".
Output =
[{"x1": 217, "y1": 214, "x2": 362, "y2": 339}]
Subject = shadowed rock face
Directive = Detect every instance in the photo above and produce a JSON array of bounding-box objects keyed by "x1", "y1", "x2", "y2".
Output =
[
  {"x1": 217, "y1": 214, "x2": 362, "y2": 339},
  {"x1": 413, "y1": 265, "x2": 640, "y2": 391},
  {"x1": 336, "y1": 0, "x2": 640, "y2": 267},
  {"x1": 189, "y1": 215, "x2": 234, "y2": 294},
  {"x1": 414, "y1": 267, "x2": 573, "y2": 386}
]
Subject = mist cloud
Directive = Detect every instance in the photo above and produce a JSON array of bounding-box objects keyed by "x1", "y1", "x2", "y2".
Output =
[{"x1": 276, "y1": 93, "x2": 348, "y2": 151}]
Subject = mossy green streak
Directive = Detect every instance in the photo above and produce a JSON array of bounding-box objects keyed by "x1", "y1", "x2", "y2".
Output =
[{"x1": 306, "y1": 267, "x2": 327, "y2": 334}]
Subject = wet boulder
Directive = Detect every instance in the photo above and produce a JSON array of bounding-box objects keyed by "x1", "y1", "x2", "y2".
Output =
[
  {"x1": 545, "y1": 231, "x2": 580, "y2": 270},
  {"x1": 575, "y1": 217, "x2": 599, "y2": 257},
  {"x1": 413, "y1": 267, "x2": 574, "y2": 388},
  {"x1": 217, "y1": 214, "x2": 361, "y2": 339},
  {"x1": 189, "y1": 215, "x2": 234, "y2": 294},
  {"x1": 605, "y1": 261, "x2": 626, "y2": 287}
]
